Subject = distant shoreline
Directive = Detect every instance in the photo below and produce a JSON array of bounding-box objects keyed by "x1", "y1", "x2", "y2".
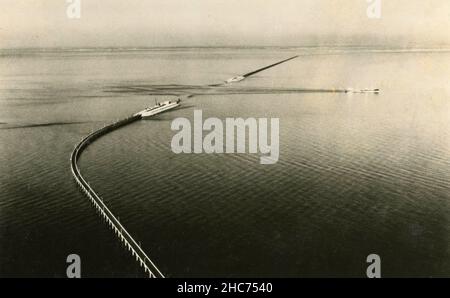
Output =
[
  {"x1": 1, "y1": 44, "x2": 450, "y2": 51},
  {"x1": 1, "y1": 46, "x2": 450, "y2": 56}
]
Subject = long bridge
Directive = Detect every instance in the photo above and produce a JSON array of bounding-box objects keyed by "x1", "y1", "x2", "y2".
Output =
[{"x1": 70, "y1": 113, "x2": 165, "y2": 278}]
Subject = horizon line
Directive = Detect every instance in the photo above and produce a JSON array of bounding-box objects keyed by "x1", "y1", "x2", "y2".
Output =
[{"x1": 2, "y1": 44, "x2": 450, "y2": 51}]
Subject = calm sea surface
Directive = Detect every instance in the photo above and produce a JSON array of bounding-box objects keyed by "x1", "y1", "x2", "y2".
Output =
[{"x1": 0, "y1": 47, "x2": 449, "y2": 277}]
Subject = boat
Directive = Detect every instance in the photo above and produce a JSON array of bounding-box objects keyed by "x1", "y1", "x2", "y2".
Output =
[{"x1": 135, "y1": 98, "x2": 181, "y2": 118}]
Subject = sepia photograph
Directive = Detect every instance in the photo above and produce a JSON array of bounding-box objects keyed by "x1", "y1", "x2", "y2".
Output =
[{"x1": 0, "y1": 0, "x2": 449, "y2": 286}]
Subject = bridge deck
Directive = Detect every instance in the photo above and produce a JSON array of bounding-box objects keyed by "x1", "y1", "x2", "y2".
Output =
[{"x1": 70, "y1": 114, "x2": 165, "y2": 278}]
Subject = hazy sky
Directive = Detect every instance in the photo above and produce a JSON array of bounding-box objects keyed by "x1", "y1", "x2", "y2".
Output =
[{"x1": 0, "y1": 0, "x2": 449, "y2": 48}]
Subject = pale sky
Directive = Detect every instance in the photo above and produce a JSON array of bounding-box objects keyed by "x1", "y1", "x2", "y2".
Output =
[{"x1": 0, "y1": 0, "x2": 449, "y2": 48}]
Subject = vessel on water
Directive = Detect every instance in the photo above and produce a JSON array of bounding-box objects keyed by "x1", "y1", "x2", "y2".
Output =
[{"x1": 135, "y1": 98, "x2": 181, "y2": 118}]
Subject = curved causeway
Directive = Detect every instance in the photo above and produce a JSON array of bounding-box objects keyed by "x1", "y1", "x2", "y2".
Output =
[{"x1": 70, "y1": 114, "x2": 165, "y2": 278}]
